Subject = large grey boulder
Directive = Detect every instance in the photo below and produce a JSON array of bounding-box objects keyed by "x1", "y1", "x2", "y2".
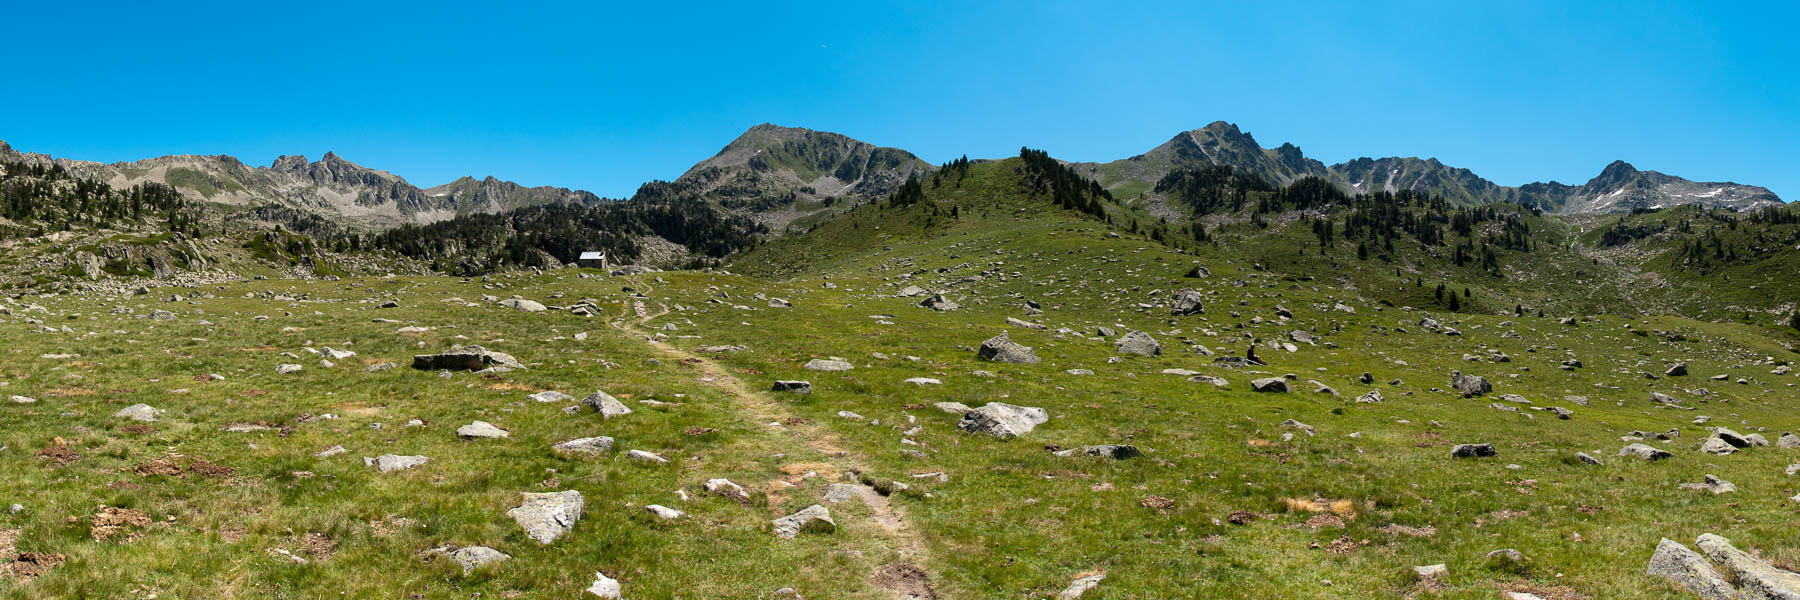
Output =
[
  {"x1": 365, "y1": 454, "x2": 430, "y2": 473},
  {"x1": 977, "y1": 333, "x2": 1039, "y2": 364},
  {"x1": 412, "y1": 346, "x2": 525, "y2": 372},
  {"x1": 1170, "y1": 289, "x2": 1205, "y2": 316},
  {"x1": 1646, "y1": 538, "x2": 1736, "y2": 600},
  {"x1": 1667, "y1": 363, "x2": 1689, "y2": 377},
  {"x1": 957, "y1": 402, "x2": 1049, "y2": 439},
  {"x1": 1695, "y1": 533, "x2": 1800, "y2": 598},
  {"x1": 1451, "y1": 371, "x2": 1491, "y2": 396},
  {"x1": 1114, "y1": 331, "x2": 1162, "y2": 356},
  {"x1": 581, "y1": 391, "x2": 633, "y2": 418},
  {"x1": 771, "y1": 505, "x2": 835, "y2": 539},
  {"x1": 507, "y1": 490, "x2": 584, "y2": 544},
  {"x1": 1779, "y1": 433, "x2": 1800, "y2": 449}
]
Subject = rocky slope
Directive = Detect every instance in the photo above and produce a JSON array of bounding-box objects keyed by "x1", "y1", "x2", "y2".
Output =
[
  {"x1": 0, "y1": 141, "x2": 597, "y2": 231},
  {"x1": 654, "y1": 124, "x2": 934, "y2": 232},
  {"x1": 1071, "y1": 122, "x2": 1783, "y2": 214}
]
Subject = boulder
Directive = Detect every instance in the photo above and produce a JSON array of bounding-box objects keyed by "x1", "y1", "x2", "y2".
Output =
[
  {"x1": 449, "y1": 546, "x2": 511, "y2": 574},
  {"x1": 1170, "y1": 289, "x2": 1205, "y2": 316},
  {"x1": 507, "y1": 490, "x2": 584, "y2": 544},
  {"x1": 456, "y1": 421, "x2": 509, "y2": 439},
  {"x1": 977, "y1": 333, "x2": 1039, "y2": 364},
  {"x1": 1620, "y1": 443, "x2": 1673, "y2": 461},
  {"x1": 771, "y1": 505, "x2": 835, "y2": 539},
  {"x1": 771, "y1": 380, "x2": 812, "y2": 394},
  {"x1": 552, "y1": 437, "x2": 615, "y2": 455},
  {"x1": 804, "y1": 359, "x2": 854, "y2": 372},
  {"x1": 1695, "y1": 533, "x2": 1800, "y2": 599},
  {"x1": 705, "y1": 478, "x2": 750, "y2": 503},
  {"x1": 918, "y1": 294, "x2": 960, "y2": 311},
  {"x1": 585, "y1": 571, "x2": 623, "y2": 598},
  {"x1": 957, "y1": 403, "x2": 1049, "y2": 439},
  {"x1": 1667, "y1": 363, "x2": 1689, "y2": 377},
  {"x1": 499, "y1": 298, "x2": 547, "y2": 312},
  {"x1": 115, "y1": 403, "x2": 162, "y2": 422},
  {"x1": 365, "y1": 454, "x2": 430, "y2": 473},
  {"x1": 412, "y1": 346, "x2": 526, "y2": 372},
  {"x1": 1680, "y1": 474, "x2": 1736, "y2": 495},
  {"x1": 1779, "y1": 433, "x2": 1800, "y2": 449},
  {"x1": 1450, "y1": 371, "x2": 1491, "y2": 396},
  {"x1": 1113, "y1": 331, "x2": 1162, "y2": 356},
  {"x1": 1451, "y1": 443, "x2": 1497, "y2": 458},
  {"x1": 1057, "y1": 573, "x2": 1106, "y2": 599},
  {"x1": 581, "y1": 391, "x2": 633, "y2": 418},
  {"x1": 1250, "y1": 378, "x2": 1288, "y2": 393}
]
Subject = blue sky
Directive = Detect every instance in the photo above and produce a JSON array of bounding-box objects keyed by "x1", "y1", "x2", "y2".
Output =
[{"x1": 5, "y1": 1, "x2": 1796, "y2": 199}]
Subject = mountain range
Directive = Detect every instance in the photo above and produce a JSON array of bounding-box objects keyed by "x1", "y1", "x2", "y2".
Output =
[{"x1": 0, "y1": 121, "x2": 1782, "y2": 234}]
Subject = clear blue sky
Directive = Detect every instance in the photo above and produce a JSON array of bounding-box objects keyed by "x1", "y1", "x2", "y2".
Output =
[{"x1": 5, "y1": 1, "x2": 1795, "y2": 200}]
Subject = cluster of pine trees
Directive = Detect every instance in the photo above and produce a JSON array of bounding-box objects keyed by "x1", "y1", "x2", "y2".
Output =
[
  {"x1": 369, "y1": 199, "x2": 765, "y2": 275},
  {"x1": 1018, "y1": 148, "x2": 1112, "y2": 219}
]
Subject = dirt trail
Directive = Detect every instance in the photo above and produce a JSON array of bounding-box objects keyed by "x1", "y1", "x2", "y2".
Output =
[{"x1": 611, "y1": 294, "x2": 937, "y2": 598}]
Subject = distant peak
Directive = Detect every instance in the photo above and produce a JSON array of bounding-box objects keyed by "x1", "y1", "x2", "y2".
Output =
[{"x1": 1602, "y1": 159, "x2": 1638, "y2": 174}]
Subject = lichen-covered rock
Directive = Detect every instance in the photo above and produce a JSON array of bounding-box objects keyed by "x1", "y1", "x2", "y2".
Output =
[
  {"x1": 507, "y1": 490, "x2": 584, "y2": 544},
  {"x1": 957, "y1": 402, "x2": 1049, "y2": 439}
]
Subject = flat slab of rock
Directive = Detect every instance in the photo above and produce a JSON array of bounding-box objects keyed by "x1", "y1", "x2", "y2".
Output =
[
  {"x1": 1058, "y1": 573, "x2": 1106, "y2": 599},
  {"x1": 553, "y1": 437, "x2": 615, "y2": 455},
  {"x1": 499, "y1": 298, "x2": 547, "y2": 312},
  {"x1": 412, "y1": 346, "x2": 525, "y2": 372},
  {"x1": 804, "y1": 359, "x2": 854, "y2": 371},
  {"x1": 771, "y1": 504, "x2": 835, "y2": 539},
  {"x1": 365, "y1": 454, "x2": 430, "y2": 473},
  {"x1": 1250, "y1": 378, "x2": 1289, "y2": 393},
  {"x1": 771, "y1": 380, "x2": 812, "y2": 393},
  {"x1": 1696, "y1": 533, "x2": 1800, "y2": 598},
  {"x1": 705, "y1": 478, "x2": 749, "y2": 502},
  {"x1": 507, "y1": 490, "x2": 584, "y2": 544},
  {"x1": 586, "y1": 571, "x2": 623, "y2": 598},
  {"x1": 529, "y1": 391, "x2": 573, "y2": 403},
  {"x1": 457, "y1": 421, "x2": 510, "y2": 439},
  {"x1": 957, "y1": 402, "x2": 1049, "y2": 439}
]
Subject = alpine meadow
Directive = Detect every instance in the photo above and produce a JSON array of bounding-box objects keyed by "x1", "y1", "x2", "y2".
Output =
[{"x1": 3, "y1": 3, "x2": 1800, "y2": 599}]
